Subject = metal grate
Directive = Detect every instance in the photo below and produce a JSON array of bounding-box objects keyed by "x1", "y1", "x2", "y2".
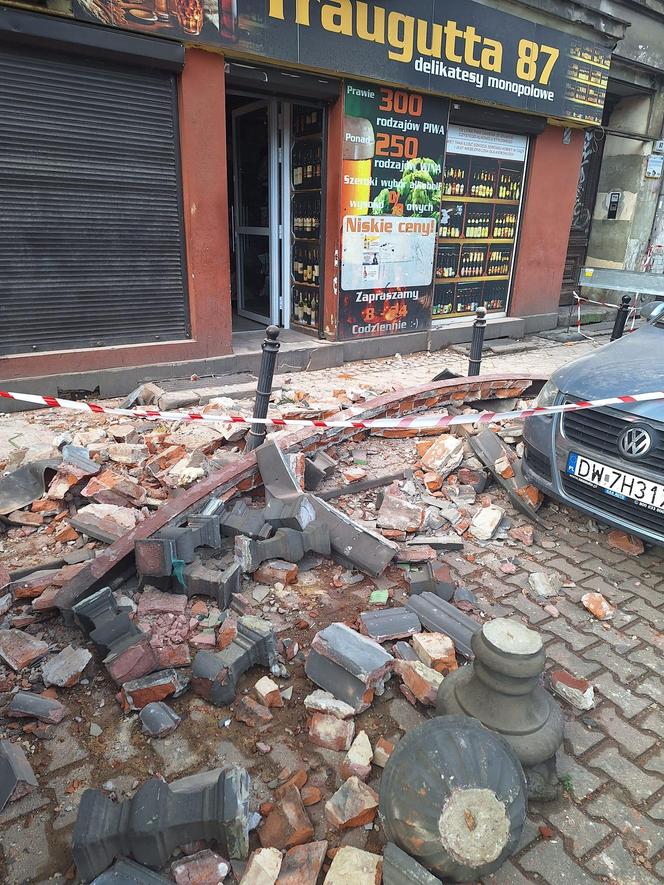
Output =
[
  {"x1": 563, "y1": 407, "x2": 664, "y2": 473},
  {"x1": 561, "y1": 475, "x2": 664, "y2": 536},
  {"x1": 524, "y1": 444, "x2": 552, "y2": 482},
  {"x1": 0, "y1": 43, "x2": 189, "y2": 355}
]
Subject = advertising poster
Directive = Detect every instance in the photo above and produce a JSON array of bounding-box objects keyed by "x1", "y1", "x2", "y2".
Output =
[
  {"x1": 214, "y1": 1, "x2": 611, "y2": 125},
  {"x1": 74, "y1": 0, "x2": 220, "y2": 43},
  {"x1": 433, "y1": 124, "x2": 527, "y2": 321},
  {"x1": 337, "y1": 80, "x2": 448, "y2": 341}
]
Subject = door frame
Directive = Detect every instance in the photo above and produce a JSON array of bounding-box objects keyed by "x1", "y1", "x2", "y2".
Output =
[{"x1": 231, "y1": 97, "x2": 281, "y2": 325}]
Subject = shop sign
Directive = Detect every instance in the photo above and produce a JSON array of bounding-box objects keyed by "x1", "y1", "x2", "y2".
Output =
[
  {"x1": 73, "y1": 0, "x2": 221, "y2": 43},
  {"x1": 337, "y1": 80, "x2": 448, "y2": 340}
]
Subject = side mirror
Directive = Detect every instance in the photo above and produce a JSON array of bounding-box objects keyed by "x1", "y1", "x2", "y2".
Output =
[{"x1": 640, "y1": 300, "x2": 664, "y2": 321}]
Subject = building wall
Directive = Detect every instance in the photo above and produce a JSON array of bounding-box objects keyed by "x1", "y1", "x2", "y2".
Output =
[
  {"x1": 510, "y1": 125, "x2": 584, "y2": 319},
  {"x1": 0, "y1": 46, "x2": 231, "y2": 382}
]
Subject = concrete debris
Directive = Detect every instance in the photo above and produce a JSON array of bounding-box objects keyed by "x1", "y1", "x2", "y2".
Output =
[
  {"x1": 405, "y1": 593, "x2": 480, "y2": 658},
  {"x1": 411, "y1": 632, "x2": 458, "y2": 675},
  {"x1": 240, "y1": 847, "x2": 282, "y2": 884},
  {"x1": 42, "y1": 644, "x2": 92, "y2": 687},
  {"x1": 72, "y1": 766, "x2": 250, "y2": 882},
  {"x1": 91, "y1": 858, "x2": 173, "y2": 883},
  {"x1": 139, "y1": 701, "x2": 182, "y2": 737},
  {"x1": 304, "y1": 452, "x2": 337, "y2": 491},
  {"x1": 549, "y1": 670, "x2": 595, "y2": 711},
  {"x1": 359, "y1": 608, "x2": 421, "y2": 642},
  {"x1": 259, "y1": 785, "x2": 314, "y2": 849},
  {"x1": 218, "y1": 501, "x2": 272, "y2": 540},
  {"x1": 581, "y1": 591, "x2": 615, "y2": 621},
  {"x1": 119, "y1": 669, "x2": 188, "y2": 711},
  {"x1": 0, "y1": 628, "x2": 49, "y2": 670},
  {"x1": 528, "y1": 572, "x2": 562, "y2": 600},
  {"x1": 325, "y1": 776, "x2": 380, "y2": 829},
  {"x1": 7, "y1": 690, "x2": 67, "y2": 724},
  {"x1": 303, "y1": 689, "x2": 356, "y2": 720},
  {"x1": 171, "y1": 849, "x2": 230, "y2": 884},
  {"x1": 469, "y1": 505, "x2": 504, "y2": 541},
  {"x1": 0, "y1": 739, "x2": 39, "y2": 811},
  {"x1": 192, "y1": 616, "x2": 277, "y2": 707},
  {"x1": 394, "y1": 659, "x2": 444, "y2": 705},
  {"x1": 305, "y1": 622, "x2": 394, "y2": 712},
  {"x1": 308, "y1": 712, "x2": 355, "y2": 751},
  {"x1": 323, "y1": 846, "x2": 382, "y2": 884},
  {"x1": 382, "y1": 842, "x2": 442, "y2": 885},
  {"x1": 420, "y1": 434, "x2": 464, "y2": 478},
  {"x1": 341, "y1": 730, "x2": 373, "y2": 781},
  {"x1": 276, "y1": 840, "x2": 328, "y2": 885}
]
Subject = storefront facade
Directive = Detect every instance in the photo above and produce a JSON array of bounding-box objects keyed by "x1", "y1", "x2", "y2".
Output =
[{"x1": 0, "y1": 0, "x2": 627, "y2": 384}]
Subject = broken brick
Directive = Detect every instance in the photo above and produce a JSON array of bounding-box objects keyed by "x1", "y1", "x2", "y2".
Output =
[
  {"x1": 325, "y1": 776, "x2": 379, "y2": 829},
  {"x1": 396, "y1": 545, "x2": 437, "y2": 563},
  {"x1": 276, "y1": 841, "x2": 328, "y2": 885},
  {"x1": 343, "y1": 467, "x2": 367, "y2": 483},
  {"x1": 81, "y1": 469, "x2": 147, "y2": 508},
  {"x1": 549, "y1": 669, "x2": 595, "y2": 711},
  {"x1": 48, "y1": 463, "x2": 98, "y2": 500},
  {"x1": 7, "y1": 510, "x2": 44, "y2": 527},
  {"x1": 254, "y1": 560, "x2": 298, "y2": 586},
  {"x1": 10, "y1": 568, "x2": 60, "y2": 600},
  {"x1": 373, "y1": 737, "x2": 394, "y2": 768},
  {"x1": 105, "y1": 635, "x2": 160, "y2": 685},
  {"x1": 420, "y1": 434, "x2": 464, "y2": 477},
  {"x1": 423, "y1": 472, "x2": 442, "y2": 492},
  {"x1": 119, "y1": 669, "x2": 185, "y2": 711},
  {"x1": 323, "y1": 846, "x2": 382, "y2": 884},
  {"x1": 155, "y1": 643, "x2": 192, "y2": 669},
  {"x1": 138, "y1": 588, "x2": 188, "y2": 617},
  {"x1": 300, "y1": 785, "x2": 322, "y2": 807},
  {"x1": 340, "y1": 731, "x2": 373, "y2": 782},
  {"x1": 607, "y1": 530, "x2": 644, "y2": 556},
  {"x1": 411, "y1": 632, "x2": 457, "y2": 675},
  {"x1": 241, "y1": 847, "x2": 282, "y2": 883},
  {"x1": 259, "y1": 786, "x2": 314, "y2": 850},
  {"x1": 274, "y1": 769, "x2": 307, "y2": 800},
  {"x1": 0, "y1": 629, "x2": 49, "y2": 671},
  {"x1": 581, "y1": 591, "x2": 615, "y2": 621},
  {"x1": 254, "y1": 676, "x2": 284, "y2": 709},
  {"x1": 377, "y1": 493, "x2": 424, "y2": 533},
  {"x1": 235, "y1": 696, "x2": 273, "y2": 727},
  {"x1": 107, "y1": 442, "x2": 149, "y2": 465},
  {"x1": 303, "y1": 690, "x2": 355, "y2": 720},
  {"x1": 509, "y1": 524, "x2": 534, "y2": 546},
  {"x1": 42, "y1": 645, "x2": 92, "y2": 687},
  {"x1": 171, "y1": 849, "x2": 230, "y2": 885},
  {"x1": 217, "y1": 616, "x2": 238, "y2": 651},
  {"x1": 71, "y1": 502, "x2": 143, "y2": 542},
  {"x1": 308, "y1": 712, "x2": 355, "y2": 751},
  {"x1": 54, "y1": 523, "x2": 79, "y2": 543},
  {"x1": 394, "y1": 659, "x2": 443, "y2": 706}
]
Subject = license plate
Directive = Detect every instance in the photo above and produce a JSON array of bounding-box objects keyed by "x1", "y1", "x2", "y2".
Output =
[{"x1": 566, "y1": 452, "x2": 664, "y2": 514}]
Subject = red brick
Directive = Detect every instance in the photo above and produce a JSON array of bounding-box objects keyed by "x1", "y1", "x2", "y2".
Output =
[
  {"x1": 308, "y1": 712, "x2": 355, "y2": 751},
  {"x1": 0, "y1": 629, "x2": 49, "y2": 671},
  {"x1": 171, "y1": 848, "x2": 230, "y2": 885},
  {"x1": 275, "y1": 768, "x2": 308, "y2": 800},
  {"x1": 373, "y1": 737, "x2": 394, "y2": 768},
  {"x1": 216, "y1": 617, "x2": 238, "y2": 650},
  {"x1": 105, "y1": 635, "x2": 160, "y2": 685},
  {"x1": 607, "y1": 530, "x2": 644, "y2": 556},
  {"x1": 7, "y1": 510, "x2": 44, "y2": 527},
  {"x1": 394, "y1": 659, "x2": 443, "y2": 706},
  {"x1": 235, "y1": 696, "x2": 273, "y2": 727},
  {"x1": 254, "y1": 561, "x2": 298, "y2": 585},
  {"x1": 259, "y1": 786, "x2": 314, "y2": 849},
  {"x1": 276, "y1": 841, "x2": 328, "y2": 885},
  {"x1": 325, "y1": 776, "x2": 379, "y2": 829},
  {"x1": 300, "y1": 785, "x2": 322, "y2": 806},
  {"x1": 154, "y1": 643, "x2": 191, "y2": 668},
  {"x1": 138, "y1": 588, "x2": 188, "y2": 616}
]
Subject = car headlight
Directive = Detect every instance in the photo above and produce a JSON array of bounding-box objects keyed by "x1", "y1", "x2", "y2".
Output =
[{"x1": 535, "y1": 379, "x2": 560, "y2": 408}]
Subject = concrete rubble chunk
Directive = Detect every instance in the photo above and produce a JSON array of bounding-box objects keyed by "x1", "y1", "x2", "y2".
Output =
[
  {"x1": 469, "y1": 505, "x2": 504, "y2": 541},
  {"x1": 240, "y1": 847, "x2": 283, "y2": 884},
  {"x1": 259, "y1": 785, "x2": 314, "y2": 849},
  {"x1": 236, "y1": 524, "x2": 330, "y2": 573},
  {"x1": 549, "y1": 670, "x2": 595, "y2": 711},
  {"x1": 528, "y1": 572, "x2": 561, "y2": 600},
  {"x1": 276, "y1": 840, "x2": 328, "y2": 885},
  {"x1": 325, "y1": 776, "x2": 380, "y2": 829},
  {"x1": 42, "y1": 644, "x2": 92, "y2": 687},
  {"x1": 120, "y1": 669, "x2": 188, "y2": 711},
  {"x1": 0, "y1": 739, "x2": 39, "y2": 811},
  {"x1": 412, "y1": 632, "x2": 458, "y2": 675},
  {"x1": 323, "y1": 846, "x2": 382, "y2": 884},
  {"x1": 405, "y1": 593, "x2": 480, "y2": 658},
  {"x1": 377, "y1": 492, "x2": 425, "y2": 533},
  {"x1": 7, "y1": 690, "x2": 67, "y2": 724},
  {"x1": 171, "y1": 848, "x2": 230, "y2": 884},
  {"x1": 139, "y1": 701, "x2": 182, "y2": 737},
  {"x1": 303, "y1": 689, "x2": 356, "y2": 720},
  {"x1": 394, "y1": 659, "x2": 444, "y2": 706},
  {"x1": 421, "y1": 434, "x2": 464, "y2": 478},
  {"x1": 359, "y1": 608, "x2": 421, "y2": 642},
  {"x1": 0, "y1": 628, "x2": 49, "y2": 671},
  {"x1": 192, "y1": 616, "x2": 277, "y2": 707},
  {"x1": 91, "y1": 858, "x2": 173, "y2": 883},
  {"x1": 341, "y1": 730, "x2": 373, "y2": 781},
  {"x1": 309, "y1": 712, "x2": 355, "y2": 751},
  {"x1": 72, "y1": 766, "x2": 250, "y2": 882},
  {"x1": 382, "y1": 842, "x2": 443, "y2": 885},
  {"x1": 310, "y1": 496, "x2": 398, "y2": 577},
  {"x1": 305, "y1": 622, "x2": 394, "y2": 712}
]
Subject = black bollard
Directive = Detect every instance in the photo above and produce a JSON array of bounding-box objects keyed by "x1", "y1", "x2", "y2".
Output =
[
  {"x1": 246, "y1": 325, "x2": 281, "y2": 452},
  {"x1": 467, "y1": 306, "x2": 487, "y2": 376},
  {"x1": 610, "y1": 294, "x2": 631, "y2": 341}
]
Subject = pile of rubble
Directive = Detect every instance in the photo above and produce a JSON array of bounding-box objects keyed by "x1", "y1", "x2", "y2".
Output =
[{"x1": 0, "y1": 382, "x2": 635, "y2": 883}]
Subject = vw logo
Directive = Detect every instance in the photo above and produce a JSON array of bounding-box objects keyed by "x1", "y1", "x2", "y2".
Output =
[{"x1": 618, "y1": 426, "x2": 653, "y2": 459}]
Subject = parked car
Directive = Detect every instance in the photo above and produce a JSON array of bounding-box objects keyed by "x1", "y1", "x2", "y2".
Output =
[{"x1": 523, "y1": 301, "x2": 664, "y2": 546}]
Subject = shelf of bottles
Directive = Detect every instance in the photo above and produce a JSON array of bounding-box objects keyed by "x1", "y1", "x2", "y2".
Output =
[
  {"x1": 434, "y1": 148, "x2": 525, "y2": 320},
  {"x1": 290, "y1": 104, "x2": 324, "y2": 331}
]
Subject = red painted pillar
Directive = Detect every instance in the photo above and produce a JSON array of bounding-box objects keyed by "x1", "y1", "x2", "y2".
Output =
[
  {"x1": 178, "y1": 48, "x2": 232, "y2": 356},
  {"x1": 510, "y1": 125, "x2": 584, "y2": 320}
]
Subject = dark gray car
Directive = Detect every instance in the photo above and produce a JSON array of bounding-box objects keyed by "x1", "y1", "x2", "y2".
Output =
[{"x1": 523, "y1": 303, "x2": 664, "y2": 545}]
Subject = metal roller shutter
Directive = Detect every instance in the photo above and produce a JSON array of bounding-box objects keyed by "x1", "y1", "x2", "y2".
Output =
[{"x1": 0, "y1": 42, "x2": 189, "y2": 355}]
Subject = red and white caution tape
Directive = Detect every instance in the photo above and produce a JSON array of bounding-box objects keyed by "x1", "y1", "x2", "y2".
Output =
[{"x1": 2, "y1": 389, "x2": 664, "y2": 431}]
